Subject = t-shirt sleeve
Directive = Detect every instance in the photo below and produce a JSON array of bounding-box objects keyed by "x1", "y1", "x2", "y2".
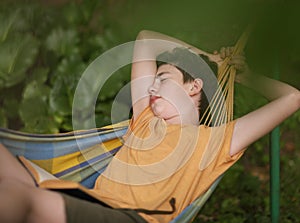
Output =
[{"x1": 198, "y1": 120, "x2": 245, "y2": 172}]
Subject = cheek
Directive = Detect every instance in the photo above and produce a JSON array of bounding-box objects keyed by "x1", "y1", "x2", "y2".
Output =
[
  {"x1": 160, "y1": 89, "x2": 189, "y2": 110},
  {"x1": 156, "y1": 82, "x2": 194, "y2": 114},
  {"x1": 159, "y1": 83, "x2": 177, "y2": 94},
  {"x1": 162, "y1": 100, "x2": 178, "y2": 112},
  {"x1": 151, "y1": 99, "x2": 178, "y2": 117},
  {"x1": 159, "y1": 84, "x2": 187, "y2": 102}
]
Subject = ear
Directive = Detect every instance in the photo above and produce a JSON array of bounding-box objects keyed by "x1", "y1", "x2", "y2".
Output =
[{"x1": 189, "y1": 78, "x2": 203, "y2": 96}]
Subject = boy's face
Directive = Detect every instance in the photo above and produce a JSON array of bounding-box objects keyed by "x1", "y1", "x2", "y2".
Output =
[{"x1": 148, "y1": 64, "x2": 199, "y2": 124}]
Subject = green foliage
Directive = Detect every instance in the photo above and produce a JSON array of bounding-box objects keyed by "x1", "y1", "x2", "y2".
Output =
[
  {"x1": 0, "y1": 1, "x2": 299, "y2": 221},
  {"x1": 0, "y1": 1, "x2": 129, "y2": 133}
]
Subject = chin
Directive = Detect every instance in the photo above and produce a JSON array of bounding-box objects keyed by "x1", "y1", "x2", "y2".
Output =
[{"x1": 151, "y1": 104, "x2": 178, "y2": 119}]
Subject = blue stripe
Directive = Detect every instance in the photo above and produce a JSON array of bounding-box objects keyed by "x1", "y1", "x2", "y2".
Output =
[
  {"x1": 1, "y1": 129, "x2": 127, "y2": 160},
  {"x1": 54, "y1": 147, "x2": 121, "y2": 178},
  {"x1": 79, "y1": 169, "x2": 102, "y2": 188}
]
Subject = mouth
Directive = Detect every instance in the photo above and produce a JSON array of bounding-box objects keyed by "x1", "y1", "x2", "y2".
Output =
[{"x1": 150, "y1": 96, "x2": 161, "y2": 104}]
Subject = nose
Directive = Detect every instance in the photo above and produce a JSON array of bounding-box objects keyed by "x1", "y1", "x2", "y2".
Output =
[{"x1": 148, "y1": 80, "x2": 159, "y2": 95}]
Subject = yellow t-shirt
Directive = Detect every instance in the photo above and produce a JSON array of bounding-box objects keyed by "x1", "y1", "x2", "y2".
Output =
[{"x1": 94, "y1": 107, "x2": 244, "y2": 223}]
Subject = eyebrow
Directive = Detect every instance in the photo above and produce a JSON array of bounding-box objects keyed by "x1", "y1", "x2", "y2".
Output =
[{"x1": 156, "y1": 71, "x2": 170, "y2": 77}]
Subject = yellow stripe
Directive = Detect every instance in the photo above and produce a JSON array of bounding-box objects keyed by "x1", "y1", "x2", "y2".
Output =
[{"x1": 31, "y1": 138, "x2": 123, "y2": 175}]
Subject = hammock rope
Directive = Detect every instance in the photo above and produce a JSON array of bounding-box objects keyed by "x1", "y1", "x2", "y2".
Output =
[{"x1": 200, "y1": 25, "x2": 253, "y2": 126}]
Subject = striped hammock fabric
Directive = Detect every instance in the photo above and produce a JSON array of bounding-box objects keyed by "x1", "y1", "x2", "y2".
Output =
[
  {"x1": 0, "y1": 122, "x2": 220, "y2": 223},
  {"x1": 0, "y1": 122, "x2": 128, "y2": 188}
]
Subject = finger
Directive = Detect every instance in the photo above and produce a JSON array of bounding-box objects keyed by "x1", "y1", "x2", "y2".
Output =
[
  {"x1": 229, "y1": 60, "x2": 246, "y2": 69},
  {"x1": 233, "y1": 61, "x2": 248, "y2": 71},
  {"x1": 232, "y1": 54, "x2": 246, "y2": 59},
  {"x1": 231, "y1": 55, "x2": 246, "y2": 62},
  {"x1": 233, "y1": 63, "x2": 244, "y2": 70},
  {"x1": 220, "y1": 47, "x2": 226, "y2": 58},
  {"x1": 229, "y1": 59, "x2": 246, "y2": 69},
  {"x1": 225, "y1": 47, "x2": 232, "y2": 57}
]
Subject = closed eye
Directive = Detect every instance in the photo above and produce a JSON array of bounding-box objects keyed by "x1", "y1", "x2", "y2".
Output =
[
  {"x1": 155, "y1": 75, "x2": 168, "y2": 83},
  {"x1": 156, "y1": 73, "x2": 171, "y2": 83}
]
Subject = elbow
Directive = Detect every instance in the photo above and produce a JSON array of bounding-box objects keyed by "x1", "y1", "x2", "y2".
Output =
[
  {"x1": 137, "y1": 30, "x2": 151, "y2": 40},
  {"x1": 295, "y1": 90, "x2": 300, "y2": 109},
  {"x1": 289, "y1": 90, "x2": 300, "y2": 111}
]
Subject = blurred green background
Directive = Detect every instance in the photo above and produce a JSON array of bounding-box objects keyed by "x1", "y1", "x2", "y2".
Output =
[{"x1": 0, "y1": 0, "x2": 299, "y2": 222}]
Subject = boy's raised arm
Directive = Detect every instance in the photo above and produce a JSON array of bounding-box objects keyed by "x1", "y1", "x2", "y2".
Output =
[{"x1": 230, "y1": 69, "x2": 300, "y2": 156}]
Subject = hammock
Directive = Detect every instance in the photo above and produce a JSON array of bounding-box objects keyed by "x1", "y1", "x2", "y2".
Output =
[
  {"x1": 0, "y1": 124, "x2": 221, "y2": 223},
  {"x1": 0, "y1": 27, "x2": 251, "y2": 222}
]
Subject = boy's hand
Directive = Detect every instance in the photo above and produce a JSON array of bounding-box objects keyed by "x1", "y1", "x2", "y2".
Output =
[
  {"x1": 217, "y1": 46, "x2": 251, "y2": 83},
  {"x1": 219, "y1": 47, "x2": 247, "y2": 71},
  {"x1": 219, "y1": 46, "x2": 234, "y2": 59}
]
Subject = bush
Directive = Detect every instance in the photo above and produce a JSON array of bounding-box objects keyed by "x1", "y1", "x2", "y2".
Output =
[{"x1": 0, "y1": 1, "x2": 130, "y2": 133}]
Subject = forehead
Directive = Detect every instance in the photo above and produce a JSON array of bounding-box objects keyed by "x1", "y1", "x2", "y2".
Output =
[{"x1": 156, "y1": 64, "x2": 183, "y2": 78}]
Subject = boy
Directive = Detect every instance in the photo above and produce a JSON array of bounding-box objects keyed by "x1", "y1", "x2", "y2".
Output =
[{"x1": 0, "y1": 30, "x2": 299, "y2": 223}]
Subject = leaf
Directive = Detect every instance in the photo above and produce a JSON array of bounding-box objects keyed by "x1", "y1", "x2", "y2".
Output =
[
  {"x1": 0, "y1": 34, "x2": 39, "y2": 88},
  {"x1": 7, "y1": 36, "x2": 39, "y2": 68},
  {"x1": 45, "y1": 28, "x2": 79, "y2": 57},
  {"x1": 19, "y1": 97, "x2": 59, "y2": 134},
  {"x1": 90, "y1": 29, "x2": 119, "y2": 52},
  {"x1": 55, "y1": 55, "x2": 85, "y2": 89},
  {"x1": 95, "y1": 113, "x2": 111, "y2": 127},
  {"x1": 26, "y1": 67, "x2": 49, "y2": 84},
  {"x1": 59, "y1": 115, "x2": 73, "y2": 132},
  {"x1": 0, "y1": 108, "x2": 8, "y2": 128},
  {"x1": 62, "y1": 2, "x2": 86, "y2": 26},
  {"x1": 0, "y1": 9, "x2": 25, "y2": 42},
  {"x1": 23, "y1": 80, "x2": 50, "y2": 101},
  {"x1": 49, "y1": 55, "x2": 86, "y2": 116},
  {"x1": 49, "y1": 77, "x2": 72, "y2": 116},
  {"x1": 98, "y1": 71, "x2": 128, "y2": 101},
  {"x1": 3, "y1": 97, "x2": 19, "y2": 119},
  {"x1": 0, "y1": 11, "x2": 15, "y2": 42},
  {"x1": 22, "y1": 116, "x2": 59, "y2": 134},
  {"x1": 19, "y1": 97, "x2": 48, "y2": 123}
]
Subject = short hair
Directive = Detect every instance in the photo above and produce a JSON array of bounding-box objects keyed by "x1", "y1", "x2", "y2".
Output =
[{"x1": 156, "y1": 47, "x2": 218, "y2": 124}]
